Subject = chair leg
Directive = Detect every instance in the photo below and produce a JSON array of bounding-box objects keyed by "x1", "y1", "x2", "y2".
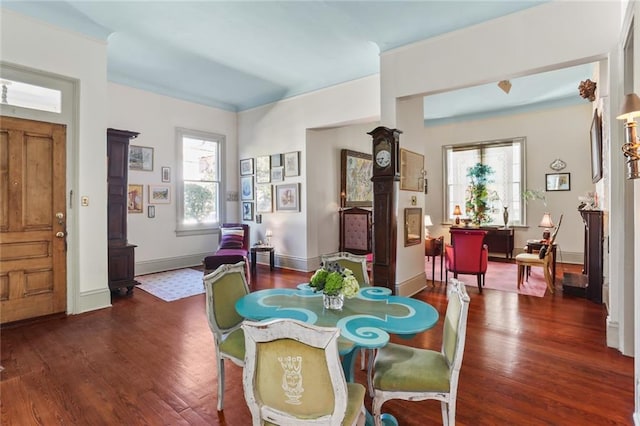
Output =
[
  {"x1": 372, "y1": 394, "x2": 384, "y2": 426},
  {"x1": 477, "y1": 274, "x2": 482, "y2": 293},
  {"x1": 543, "y1": 263, "x2": 554, "y2": 294},
  {"x1": 217, "y1": 356, "x2": 225, "y2": 411},
  {"x1": 517, "y1": 264, "x2": 523, "y2": 289}
]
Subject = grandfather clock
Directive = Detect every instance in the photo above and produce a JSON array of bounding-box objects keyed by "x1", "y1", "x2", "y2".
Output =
[{"x1": 368, "y1": 126, "x2": 401, "y2": 291}]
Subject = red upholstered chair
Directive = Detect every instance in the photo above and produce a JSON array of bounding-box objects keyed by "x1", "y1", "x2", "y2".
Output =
[
  {"x1": 203, "y1": 223, "x2": 250, "y2": 278},
  {"x1": 445, "y1": 229, "x2": 489, "y2": 293}
]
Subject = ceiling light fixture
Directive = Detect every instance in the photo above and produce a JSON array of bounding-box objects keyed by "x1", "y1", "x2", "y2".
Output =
[
  {"x1": 616, "y1": 92, "x2": 640, "y2": 179},
  {"x1": 497, "y1": 80, "x2": 512, "y2": 94}
]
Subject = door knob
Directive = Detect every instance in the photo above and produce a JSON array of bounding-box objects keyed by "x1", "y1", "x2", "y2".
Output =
[{"x1": 56, "y1": 232, "x2": 65, "y2": 238}]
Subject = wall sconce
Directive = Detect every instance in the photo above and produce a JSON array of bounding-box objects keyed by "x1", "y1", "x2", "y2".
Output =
[
  {"x1": 265, "y1": 229, "x2": 273, "y2": 246},
  {"x1": 539, "y1": 213, "x2": 554, "y2": 241},
  {"x1": 453, "y1": 205, "x2": 462, "y2": 225},
  {"x1": 424, "y1": 214, "x2": 433, "y2": 238},
  {"x1": 616, "y1": 93, "x2": 640, "y2": 179}
]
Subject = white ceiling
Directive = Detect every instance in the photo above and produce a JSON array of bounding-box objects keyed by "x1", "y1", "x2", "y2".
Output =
[{"x1": 2, "y1": 1, "x2": 594, "y2": 120}]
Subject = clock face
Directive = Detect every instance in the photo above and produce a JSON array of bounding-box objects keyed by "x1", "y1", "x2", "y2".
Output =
[{"x1": 376, "y1": 149, "x2": 391, "y2": 168}]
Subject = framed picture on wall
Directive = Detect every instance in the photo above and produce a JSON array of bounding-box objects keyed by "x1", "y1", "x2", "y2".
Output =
[
  {"x1": 590, "y1": 110, "x2": 603, "y2": 183},
  {"x1": 275, "y1": 183, "x2": 300, "y2": 212},
  {"x1": 404, "y1": 207, "x2": 422, "y2": 246},
  {"x1": 400, "y1": 148, "x2": 425, "y2": 192},
  {"x1": 127, "y1": 184, "x2": 143, "y2": 213},
  {"x1": 256, "y1": 155, "x2": 271, "y2": 183},
  {"x1": 284, "y1": 151, "x2": 300, "y2": 177},
  {"x1": 256, "y1": 184, "x2": 273, "y2": 213},
  {"x1": 242, "y1": 202, "x2": 254, "y2": 221},
  {"x1": 129, "y1": 145, "x2": 154, "y2": 171},
  {"x1": 149, "y1": 185, "x2": 170, "y2": 204},
  {"x1": 340, "y1": 149, "x2": 373, "y2": 207},
  {"x1": 241, "y1": 176, "x2": 254, "y2": 200},
  {"x1": 545, "y1": 173, "x2": 571, "y2": 191},
  {"x1": 240, "y1": 158, "x2": 254, "y2": 176}
]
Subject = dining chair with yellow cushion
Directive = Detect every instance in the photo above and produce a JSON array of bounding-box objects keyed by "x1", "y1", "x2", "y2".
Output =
[
  {"x1": 242, "y1": 318, "x2": 367, "y2": 426},
  {"x1": 371, "y1": 279, "x2": 470, "y2": 426},
  {"x1": 515, "y1": 214, "x2": 563, "y2": 294},
  {"x1": 320, "y1": 252, "x2": 370, "y2": 287},
  {"x1": 321, "y1": 251, "x2": 371, "y2": 370},
  {"x1": 203, "y1": 261, "x2": 250, "y2": 411}
]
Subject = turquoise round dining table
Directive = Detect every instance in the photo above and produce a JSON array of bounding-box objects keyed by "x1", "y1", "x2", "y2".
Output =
[{"x1": 236, "y1": 285, "x2": 439, "y2": 378}]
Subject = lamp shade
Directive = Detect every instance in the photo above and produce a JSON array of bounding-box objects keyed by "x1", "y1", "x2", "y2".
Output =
[
  {"x1": 539, "y1": 213, "x2": 554, "y2": 229},
  {"x1": 453, "y1": 205, "x2": 462, "y2": 216},
  {"x1": 424, "y1": 215, "x2": 433, "y2": 227},
  {"x1": 616, "y1": 93, "x2": 640, "y2": 122},
  {"x1": 265, "y1": 229, "x2": 273, "y2": 238}
]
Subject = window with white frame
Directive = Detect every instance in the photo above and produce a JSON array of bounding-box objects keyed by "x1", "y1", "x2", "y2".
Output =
[
  {"x1": 444, "y1": 138, "x2": 526, "y2": 226},
  {"x1": 176, "y1": 128, "x2": 225, "y2": 235}
]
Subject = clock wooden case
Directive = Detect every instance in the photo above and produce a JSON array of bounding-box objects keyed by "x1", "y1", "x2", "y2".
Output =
[{"x1": 368, "y1": 126, "x2": 402, "y2": 292}]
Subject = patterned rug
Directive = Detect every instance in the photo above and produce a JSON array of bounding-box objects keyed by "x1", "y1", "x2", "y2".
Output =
[
  {"x1": 426, "y1": 257, "x2": 549, "y2": 297},
  {"x1": 136, "y1": 268, "x2": 204, "y2": 302}
]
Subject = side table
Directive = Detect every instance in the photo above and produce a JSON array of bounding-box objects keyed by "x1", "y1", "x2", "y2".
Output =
[
  {"x1": 424, "y1": 236, "x2": 444, "y2": 283},
  {"x1": 250, "y1": 245, "x2": 275, "y2": 276},
  {"x1": 525, "y1": 240, "x2": 557, "y2": 285}
]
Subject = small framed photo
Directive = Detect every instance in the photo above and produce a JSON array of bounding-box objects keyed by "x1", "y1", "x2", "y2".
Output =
[
  {"x1": 256, "y1": 184, "x2": 273, "y2": 213},
  {"x1": 275, "y1": 183, "x2": 300, "y2": 212},
  {"x1": 545, "y1": 173, "x2": 571, "y2": 191},
  {"x1": 404, "y1": 207, "x2": 422, "y2": 246},
  {"x1": 242, "y1": 202, "x2": 254, "y2": 221},
  {"x1": 284, "y1": 151, "x2": 300, "y2": 177},
  {"x1": 147, "y1": 205, "x2": 155, "y2": 218},
  {"x1": 271, "y1": 153, "x2": 283, "y2": 168},
  {"x1": 129, "y1": 145, "x2": 154, "y2": 171},
  {"x1": 271, "y1": 167, "x2": 284, "y2": 182},
  {"x1": 127, "y1": 184, "x2": 143, "y2": 213},
  {"x1": 149, "y1": 185, "x2": 171, "y2": 204},
  {"x1": 256, "y1": 155, "x2": 271, "y2": 183},
  {"x1": 241, "y1": 176, "x2": 254, "y2": 200},
  {"x1": 161, "y1": 166, "x2": 171, "y2": 182},
  {"x1": 240, "y1": 158, "x2": 254, "y2": 176}
]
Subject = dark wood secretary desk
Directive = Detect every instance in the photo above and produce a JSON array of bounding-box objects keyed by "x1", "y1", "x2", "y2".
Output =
[
  {"x1": 107, "y1": 128, "x2": 140, "y2": 294},
  {"x1": 450, "y1": 225, "x2": 514, "y2": 259}
]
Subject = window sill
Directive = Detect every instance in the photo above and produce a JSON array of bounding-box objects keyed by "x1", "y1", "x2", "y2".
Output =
[{"x1": 175, "y1": 227, "x2": 218, "y2": 237}]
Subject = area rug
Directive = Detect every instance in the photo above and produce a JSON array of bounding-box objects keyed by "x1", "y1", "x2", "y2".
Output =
[
  {"x1": 136, "y1": 268, "x2": 204, "y2": 302},
  {"x1": 426, "y1": 257, "x2": 548, "y2": 297}
]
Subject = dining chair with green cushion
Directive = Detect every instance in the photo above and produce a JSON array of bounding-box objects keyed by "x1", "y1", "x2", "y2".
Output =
[
  {"x1": 321, "y1": 251, "x2": 371, "y2": 371},
  {"x1": 320, "y1": 252, "x2": 370, "y2": 287},
  {"x1": 242, "y1": 318, "x2": 366, "y2": 426},
  {"x1": 371, "y1": 278, "x2": 470, "y2": 426},
  {"x1": 203, "y1": 261, "x2": 250, "y2": 411}
]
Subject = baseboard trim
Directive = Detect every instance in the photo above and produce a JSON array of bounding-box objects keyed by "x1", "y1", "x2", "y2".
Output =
[
  {"x1": 77, "y1": 288, "x2": 111, "y2": 314},
  {"x1": 135, "y1": 253, "x2": 211, "y2": 276},
  {"x1": 606, "y1": 316, "x2": 620, "y2": 349},
  {"x1": 396, "y1": 271, "x2": 427, "y2": 297},
  {"x1": 270, "y1": 253, "x2": 310, "y2": 272}
]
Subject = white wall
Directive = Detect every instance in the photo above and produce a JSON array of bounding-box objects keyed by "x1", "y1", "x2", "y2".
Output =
[
  {"x1": 414, "y1": 102, "x2": 593, "y2": 260},
  {"x1": 306, "y1": 122, "x2": 378, "y2": 267},
  {"x1": 107, "y1": 83, "x2": 238, "y2": 274},
  {"x1": 238, "y1": 76, "x2": 380, "y2": 271},
  {"x1": 1, "y1": 8, "x2": 110, "y2": 313}
]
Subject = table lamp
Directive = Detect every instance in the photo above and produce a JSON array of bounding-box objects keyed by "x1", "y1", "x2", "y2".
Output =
[
  {"x1": 265, "y1": 229, "x2": 273, "y2": 246},
  {"x1": 453, "y1": 205, "x2": 462, "y2": 225},
  {"x1": 424, "y1": 214, "x2": 433, "y2": 238},
  {"x1": 539, "y1": 213, "x2": 554, "y2": 240}
]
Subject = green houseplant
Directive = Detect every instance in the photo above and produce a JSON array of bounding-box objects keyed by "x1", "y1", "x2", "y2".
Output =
[{"x1": 465, "y1": 163, "x2": 495, "y2": 225}]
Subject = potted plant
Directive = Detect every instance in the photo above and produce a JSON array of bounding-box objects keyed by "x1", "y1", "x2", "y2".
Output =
[
  {"x1": 465, "y1": 163, "x2": 495, "y2": 225},
  {"x1": 309, "y1": 261, "x2": 360, "y2": 310}
]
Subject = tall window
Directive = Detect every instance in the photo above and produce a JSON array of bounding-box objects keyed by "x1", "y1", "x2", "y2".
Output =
[
  {"x1": 176, "y1": 128, "x2": 225, "y2": 235},
  {"x1": 444, "y1": 138, "x2": 525, "y2": 226}
]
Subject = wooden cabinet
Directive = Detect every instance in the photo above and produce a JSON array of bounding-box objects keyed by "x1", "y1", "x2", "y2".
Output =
[
  {"x1": 107, "y1": 128, "x2": 140, "y2": 293},
  {"x1": 580, "y1": 210, "x2": 603, "y2": 304},
  {"x1": 451, "y1": 226, "x2": 514, "y2": 258}
]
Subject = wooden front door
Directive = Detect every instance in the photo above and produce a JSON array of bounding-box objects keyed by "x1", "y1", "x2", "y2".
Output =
[{"x1": 0, "y1": 116, "x2": 67, "y2": 324}]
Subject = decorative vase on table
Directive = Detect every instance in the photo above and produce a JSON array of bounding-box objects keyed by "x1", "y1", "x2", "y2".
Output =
[
  {"x1": 503, "y1": 206, "x2": 509, "y2": 228},
  {"x1": 323, "y1": 293, "x2": 344, "y2": 310}
]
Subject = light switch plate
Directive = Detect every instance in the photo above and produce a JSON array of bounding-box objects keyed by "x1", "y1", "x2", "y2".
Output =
[{"x1": 81, "y1": 196, "x2": 89, "y2": 206}]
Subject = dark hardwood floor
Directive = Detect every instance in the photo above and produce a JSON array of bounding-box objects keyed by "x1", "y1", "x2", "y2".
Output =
[{"x1": 1, "y1": 263, "x2": 634, "y2": 425}]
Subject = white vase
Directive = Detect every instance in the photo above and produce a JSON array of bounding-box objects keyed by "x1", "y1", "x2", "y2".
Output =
[{"x1": 323, "y1": 293, "x2": 344, "y2": 310}]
